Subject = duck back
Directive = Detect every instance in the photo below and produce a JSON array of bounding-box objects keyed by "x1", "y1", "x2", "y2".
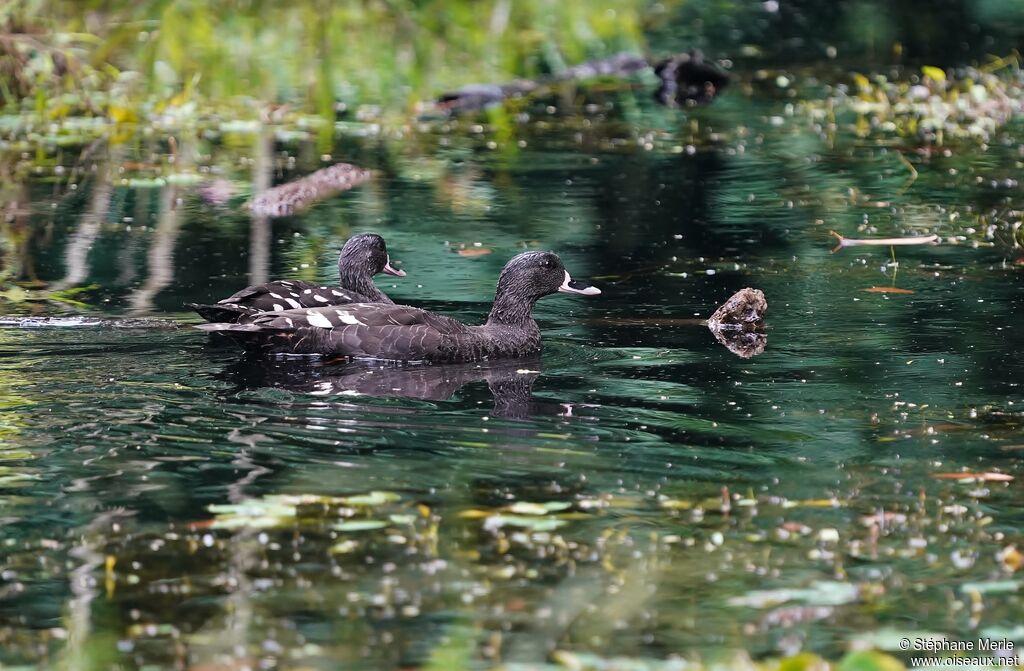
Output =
[{"x1": 199, "y1": 304, "x2": 542, "y2": 363}]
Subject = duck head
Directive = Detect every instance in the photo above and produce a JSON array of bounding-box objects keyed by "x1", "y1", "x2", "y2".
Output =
[
  {"x1": 488, "y1": 251, "x2": 600, "y2": 325},
  {"x1": 338, "y1": 233, "x2": 406, "y2": 279}
]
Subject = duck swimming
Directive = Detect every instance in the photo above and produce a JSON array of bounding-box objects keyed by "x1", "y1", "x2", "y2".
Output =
[
  {"x1": 189, "y1": 233, "x2": 405, "y2": 323},
  {"x1": 196, "y1": 251, "x2": 600, "y2": 362}
]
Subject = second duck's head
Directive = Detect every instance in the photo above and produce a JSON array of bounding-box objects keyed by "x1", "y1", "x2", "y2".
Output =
[
  {"x1": 490, "y1": 251, "x2": 600, "y2": 321},
  {"x1": 338, "y1": 233, "x2": 406, "y2": 279}
]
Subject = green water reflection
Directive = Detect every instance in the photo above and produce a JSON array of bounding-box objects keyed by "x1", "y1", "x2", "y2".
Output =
[{"x1": 1, "y1": 64, "x2": 1023, "y2": 671}]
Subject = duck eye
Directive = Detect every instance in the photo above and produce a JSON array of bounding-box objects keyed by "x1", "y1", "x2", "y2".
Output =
[{"x1": 540, "y1": 259, "x2": 553, "y2": 269}]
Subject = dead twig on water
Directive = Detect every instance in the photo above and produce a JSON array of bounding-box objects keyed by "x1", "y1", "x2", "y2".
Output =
[
  {"x1": 830, "y1": 231, "x2": 939, "y2": 253},
  {"x1": 896, "y1": 151, "x2": 918, "y2": 195}
]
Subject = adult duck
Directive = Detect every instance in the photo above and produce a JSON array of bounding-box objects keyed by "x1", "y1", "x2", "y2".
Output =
[
  {"x1": 196, "y1": 251, "x2": 600, "y2": 362},
  {"x1": 189, "y1": 233, "x2": 405, "y2": 323}
]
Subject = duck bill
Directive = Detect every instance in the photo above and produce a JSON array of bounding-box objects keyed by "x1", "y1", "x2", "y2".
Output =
[
  {"x1": 383, "y1": 255, "x2": 406, "y2": 277},
  {"x1": 558, "y1": 271, "x2": 601, "y2": 296}
]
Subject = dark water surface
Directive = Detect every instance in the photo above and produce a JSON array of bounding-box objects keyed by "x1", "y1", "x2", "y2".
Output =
[{"x1": 1, "y1": 89, "x2": 1023, "y2": 669}]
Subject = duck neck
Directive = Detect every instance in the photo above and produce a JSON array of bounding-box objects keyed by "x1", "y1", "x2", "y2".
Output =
[
  {"x1": 339, "y1": 268, "x2": 387, "y2": 302},
  {"x1": 486, "y1": 291, "x2": 538, "y2": 327}
]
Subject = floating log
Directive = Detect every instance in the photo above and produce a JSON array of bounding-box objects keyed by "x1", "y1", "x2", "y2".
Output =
[
  {"x1": 249, "y1": 163, "x2": 372, "y2": 217},
  {"x1": 435, "y1": 50, "x2": 727, "y2": 114}
]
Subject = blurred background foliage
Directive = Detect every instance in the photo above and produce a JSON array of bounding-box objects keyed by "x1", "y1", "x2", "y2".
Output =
[
  {"x1": 2, "y1": 0, "x2": 1024, "y2": 123},
  {"x1": 1, "y1": 0, "x2": 647, "y2": 119}
]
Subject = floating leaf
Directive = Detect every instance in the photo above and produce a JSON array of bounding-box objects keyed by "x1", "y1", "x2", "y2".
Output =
[
  {"x1": 728, "y1": 581, "x2": 860, "y2": 608},
  {"x1": 862, "y1": 287, "x2": 914, "y2": 294},
  {"x1": 342, "y1": 491, "x2": 401, "y2": 506},
  {"x1": 482, "y1": 515, "x2": 567, "y2": 532},
  {"x1": 207, "y1": 499, "x2": 298, "y2": 529},
  {"x1": 165, "y1": 172, "x2": 205, "y2": 185},
  {"x1": 781, "y1": 498, "x2": 843, "y2": 509},
  {"x1": 388, "y1": 514, "x2": 415, "y2": 525},
  {"x1": 960, "y1": 579, "x2": 1020, "y2": 595},
  {"x1": 334, "y1": 520, "x2": 388, "y2": 531},
  {"x1": 329, "y1": 539, "x2": 360, "y2": 554},
  {"x1": 507, "y1": 502, "x2": 550, "y2": 515},
  {"x1": 507, "y1": 501, "x2": 572, "y2": 515},
  {"x1": 456, "y1": 248, "x2": 492, "y2": 257}
]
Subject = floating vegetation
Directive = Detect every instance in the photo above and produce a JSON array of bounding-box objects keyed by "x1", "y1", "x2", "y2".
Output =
[
  {"x1": 207, "y1": 490, "x2": 408, "y2": 530},
  {"x1": 819, "y1": 59, "x2": 1024, "y2": 144},
  {"x1": 3, "y1": 4, "x2": 1024, "y2": 670},
  {"x1": 861, "y1": 286, "x2": 915, "y2": 294}
]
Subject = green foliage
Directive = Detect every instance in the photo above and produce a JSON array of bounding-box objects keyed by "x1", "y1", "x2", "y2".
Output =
[{"x1": 2, "y1": 0, "x2": 647, "y2": 119}]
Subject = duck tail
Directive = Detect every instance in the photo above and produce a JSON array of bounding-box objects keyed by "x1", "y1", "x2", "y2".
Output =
[{"x1": 187, "y1": 302, "x2": 252, "y2": 323}]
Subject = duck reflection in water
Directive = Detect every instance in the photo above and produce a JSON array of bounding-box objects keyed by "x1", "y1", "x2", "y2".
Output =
[{"x1": 217, "y1": 355, "x2": 576, "y2": 419}]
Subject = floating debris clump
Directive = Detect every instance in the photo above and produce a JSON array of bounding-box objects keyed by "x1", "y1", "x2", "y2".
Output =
[
  {"x1": 707, "y1": 288, "x2": 768, "y2": 358},
  {"x1": 830, "y1": 60, "x2": 1024, "y2": 143}
]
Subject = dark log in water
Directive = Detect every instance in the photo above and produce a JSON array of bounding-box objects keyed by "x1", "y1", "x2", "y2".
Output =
[
  {"x1": 248, "y1": 163, "x2": 372, "y2": 217},
  {"x1": 435, "y1": 50, "x2": 728, "y2": 114}
]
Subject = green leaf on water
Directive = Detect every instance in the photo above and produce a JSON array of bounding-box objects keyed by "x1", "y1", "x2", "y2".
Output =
[
  {"x1": 728, "y1": 581, "x2": 859, "y2": 608},
  {"x1": 483, "y1": 515, "x2": 567, "y2": 531},
  {"x1": 342, "y1": 491, "x2": 401, "y2": 506},
  {"x1": 388, "y1": 514, "x2": 415, "y2": 525},
  {"x1": 329, "y1": 539, "x2": 360, "y2": 554},
  {"x1": 507, "y1": 501, "x2": 572, "y2": 515},
  {"x1": 334, "y1": 520, "x2": 388, "y2": 531},
  {"x1": 960, "y1": 579, "x2": 1020, "y2": 595}
]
